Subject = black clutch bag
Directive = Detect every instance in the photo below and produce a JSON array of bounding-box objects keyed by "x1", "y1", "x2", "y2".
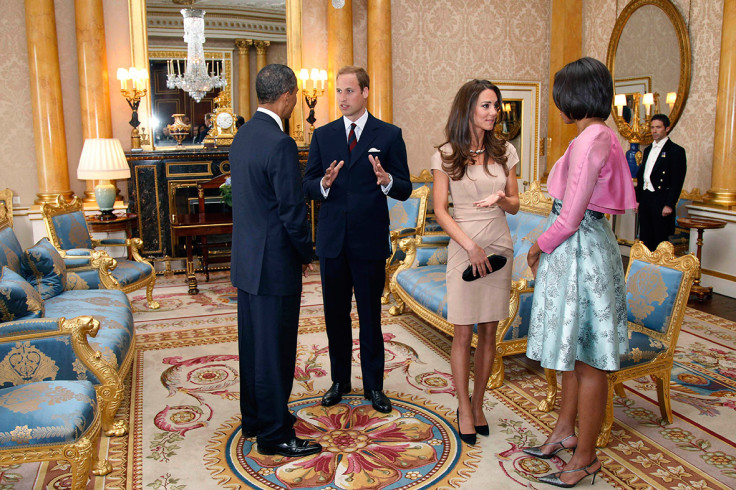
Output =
[{"x1": 462, "y1": 254, "x2": 507, "y2": 282}]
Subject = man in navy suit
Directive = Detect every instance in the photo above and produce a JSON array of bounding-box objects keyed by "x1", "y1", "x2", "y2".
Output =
[
  {"x1": 230, "y1": 64, "x2": 321, "y2": 458},
  {"x1": 303, "y1": 66, "x2": 412, "y2": 413},
  {"x1": 636, "y1": 113, "x2": 687, "y2": 251}
]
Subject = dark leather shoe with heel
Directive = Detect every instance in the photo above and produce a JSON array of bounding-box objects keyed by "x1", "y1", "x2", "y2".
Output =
[
  {"x1": 522, "y1": 433, "x2": 577, "y2": 459},
  {"x1": 456, "y1": 408, "x2": 476, "y2": 445},
  {"x1": 322, "y1": 382, "x2": 351, "y2": 407},
  {"x1": 538, "y1": 458, "x2": 600, "y2": 488},
  {"x1": 257, "y1": 437, "x2": 322, "y2": 457},
  {"x1": 365, "y1": 390, "x2": 392, "y2": 413}
]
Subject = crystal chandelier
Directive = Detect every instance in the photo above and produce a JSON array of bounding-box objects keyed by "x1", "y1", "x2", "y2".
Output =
[{"x1": 166, "y1": 8, "x2": 226, "y2": 102}]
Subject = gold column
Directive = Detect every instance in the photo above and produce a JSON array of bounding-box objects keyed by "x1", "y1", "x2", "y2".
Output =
[
  {"x1": 235, "y1": 39, "x2": 253, "y2": 120},
  {"x1": 328, "y1": 0, "x2": 354, "y2": 121},
  {"x1": 286, "y1": 0, "x2": 305, "y2": 144},
  {"x1": 25, "y1": 0, "x2": 73, "y2": 204},
  {"x1": 545, "y1": 0, "x2": 582, "y2": 178},
  {"x1": 75, "y1": 0, "x2": 113, "y2": 202},
  {"x1": 705, "y1": 0, "x2": 736, "y2": 207},
  {"x1": 254, "y1": 40, "x2": 271, "y2": 73},
  {"x1": 367, "y1": 0, "x2": 393, "y2": 122}
]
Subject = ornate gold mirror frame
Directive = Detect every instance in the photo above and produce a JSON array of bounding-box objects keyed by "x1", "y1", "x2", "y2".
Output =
[
  {"x1": 127, "y1": 0, "x2": 305, "y2": 145},
  {"x1": 606, "y1": 0, "x2": 691, "y2": 134}
]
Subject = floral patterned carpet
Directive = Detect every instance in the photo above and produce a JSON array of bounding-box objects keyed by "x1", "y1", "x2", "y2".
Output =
[{"x1": 6, "y1": 271, "x2": 736, "y2": 489}]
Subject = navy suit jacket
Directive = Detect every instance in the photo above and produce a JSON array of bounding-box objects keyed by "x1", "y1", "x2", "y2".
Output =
[
  {"x1": 303, "y1": 113, "x2": 412, "y2": 260},
  {"x1": 636, "y1": 138, "x2": 687, "y2": 209},
  {"x1": 229, "y1": 111, "x2": 313, "y2": 296}
]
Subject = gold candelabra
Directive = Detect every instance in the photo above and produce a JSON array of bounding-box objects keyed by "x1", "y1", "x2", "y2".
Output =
[
  {"x1": 117, "y1": 67, "x2": 149, "y2": 150},
  {"x1": 299, "y1": 68, "x2": 327, "y2": 133}
]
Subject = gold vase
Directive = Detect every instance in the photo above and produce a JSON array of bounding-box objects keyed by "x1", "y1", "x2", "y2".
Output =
[{"x1": 167, "y1": 114, "x2": 191, "y2": 146}]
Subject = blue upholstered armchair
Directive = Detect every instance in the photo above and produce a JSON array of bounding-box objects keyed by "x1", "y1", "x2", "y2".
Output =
[
  {"x1": 382, "y1": 185, "x2": 430, "y2": 304},
  {"x1": 0, "y1": 316, "x2": 113, "y2": 489},
  {"x1": 543, "y1": 241, "x2": 698, "y2": 447},
  {"x1": 41, "y1": 196, "x2": 159, "y2": 309}
]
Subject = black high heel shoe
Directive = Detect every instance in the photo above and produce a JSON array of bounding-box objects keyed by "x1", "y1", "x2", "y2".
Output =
[
  {"x1": 456, "y1": 408, "x2": 476, "y2": 445},
  {"x1": 469, "y1": 396, "x2": 489, "y2": 436},
  {"x1": 538, "y1": 458, "x2": 601, "y2": 488},
  {"x1": 522, "y1": 433, "x2": 577, "y2": 459}
]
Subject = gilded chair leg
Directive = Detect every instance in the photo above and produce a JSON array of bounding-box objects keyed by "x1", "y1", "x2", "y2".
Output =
[
  {"x1": 537, "y1": 368, "x2": 557, "y2": 412},
  {"x1": 146, "y1": 278, "x2": 160, "y2": 309},
  {"x1": 91, "y1": 423, "x2": 112, "y2": 476},
  {"x1": 98, "y1": 388, "x2": 128, "y2": 437},
  {"x1": 655, "y1": 370, "x2": 673, "y2": 424},
  {"x1": 596, "y1": 382, "x2": 615, "y2": 448},
  {"x1": 487, "y1": 355, "x2": 504, "y2": 389},
  {"x1": 388, "y1": 298, "x2": 405, "y2": 316},
  {"x1": 614, "y1": 382, "x2": 626, "y2": 398},
  {"x1": 69, "y1": 437, "x2": 94, "y2": 490}
]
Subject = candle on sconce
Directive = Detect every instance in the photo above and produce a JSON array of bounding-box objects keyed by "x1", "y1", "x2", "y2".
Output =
[
  {"x1": 319, "y1": 70, "x2": 327, "y2": 90},
  {"x1": 117, "y1": 68, "x2": 128, "y2": 90},
  {"x1": 666, "y1": 92, "x2": 677, "y2": 109},
  {"x1": 299, "y1": 69, "x2": 309, "y2": 91},
  {"x1": 642, "y1": 92, "x2": 654, "y2": 115},
  {"x1": 614, "y1": 94, "x2": 627, "y2": 117}
]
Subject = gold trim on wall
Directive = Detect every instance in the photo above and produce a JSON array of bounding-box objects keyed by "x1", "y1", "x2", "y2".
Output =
[{"x1": 165, "y1": 161, "x2": 215, "y2": 178}]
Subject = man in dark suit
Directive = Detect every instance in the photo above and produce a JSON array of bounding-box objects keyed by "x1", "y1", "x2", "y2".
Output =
[
  {"x1": 635, "y1": 113, "x2": 687, "y2": 251},
  {"x1": 230, "y1": 64, "x2": 321, "y2": 458},
  {"x1": 303, "y1": 66, "x2": 412, "y2": 413}
]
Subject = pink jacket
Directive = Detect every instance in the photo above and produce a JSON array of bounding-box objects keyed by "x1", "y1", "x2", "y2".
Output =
[{"x1": 537, "y1": 124, "x2": 637, "y2": 254}]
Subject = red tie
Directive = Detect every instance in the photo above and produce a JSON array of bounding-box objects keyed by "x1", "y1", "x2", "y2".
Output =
[{"x1": 348, "y1": 123, "x2": 357, "y2": 153}]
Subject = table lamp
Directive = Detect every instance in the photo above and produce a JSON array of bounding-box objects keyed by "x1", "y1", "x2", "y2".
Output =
[{"x1": 77, "y1": 138, "x2": 131, "y2": 220}]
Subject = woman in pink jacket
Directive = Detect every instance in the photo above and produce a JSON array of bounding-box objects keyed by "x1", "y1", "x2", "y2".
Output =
[{"x1": 524, "y1": 57, "x2": 637, "y2": 487}]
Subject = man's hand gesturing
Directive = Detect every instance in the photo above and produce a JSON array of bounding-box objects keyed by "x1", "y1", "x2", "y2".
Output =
[
  {"x1": 322, "y1": 160, "x2": 345, "y2": 189},
  {"x1": 369, "y1": 155, "x2": 391, "y2": 187}
]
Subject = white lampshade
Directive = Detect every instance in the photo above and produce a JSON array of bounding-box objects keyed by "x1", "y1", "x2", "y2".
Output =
[
  {"x1": 614, "y1": 94, "x2": 627, "y2": 108},
  {"x1": 642, "y1": 93, "x2": 654, "y2": 106},
  {"x1": 666, "y1": 92, "x2": 677, "y2": 105},
  {"x1": 77, "y1": 138, "x2": 131, "y2": 181}
]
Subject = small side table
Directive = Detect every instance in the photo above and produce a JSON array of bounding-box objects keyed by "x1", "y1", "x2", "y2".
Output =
[
  {"x1": 86, "y1": 213, "x2": 138, "y2": 259},
  {"x1": 677, "y1": 217, "x2": 727, "y2": 301}
]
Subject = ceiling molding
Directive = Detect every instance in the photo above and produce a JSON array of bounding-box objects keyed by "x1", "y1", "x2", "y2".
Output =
[{"x1": 147, "y1": 6, "x2": 286, "y2": 43}]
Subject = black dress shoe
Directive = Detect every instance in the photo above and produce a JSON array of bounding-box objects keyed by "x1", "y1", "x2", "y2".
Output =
[
  {"x1": 322, "y1": 382, "x2": 351, "y2": 407},
  {"x1": 257, "y1": 437, "x2": 322, "y2": 457},
  {"x1": 365, "y1": 390, "x2": 392, "y2": 413}
]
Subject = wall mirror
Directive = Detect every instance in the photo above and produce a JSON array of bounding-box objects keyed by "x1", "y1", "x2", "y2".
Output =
[
  {"x1": 495, "y1": 82, "x2": 541, "y2": 189},
  {"x1": 606, "y1": 0, "x2": 691, "y2": 137},
  {"x1": 128, "y1": 0, "x2": 304, "y2": 148}
]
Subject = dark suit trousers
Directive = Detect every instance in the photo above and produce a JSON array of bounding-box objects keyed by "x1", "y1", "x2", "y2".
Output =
[
  {"x1": 320, "y1": 252, "x2": 386, "y2": 391},
  {"x1": 238, "y1": 288, "x2": 300, "y2": 444},
  {"x1": 638, "y1": 190, "x2": 676, "y2": 252}
]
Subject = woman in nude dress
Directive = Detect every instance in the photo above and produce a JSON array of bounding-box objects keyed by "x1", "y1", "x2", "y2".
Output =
[{"x1": 431, "y1": 79, "x2": 519, "y2": 445}]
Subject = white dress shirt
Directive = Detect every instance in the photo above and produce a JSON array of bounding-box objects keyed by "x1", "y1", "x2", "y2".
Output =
[
  {"x1": 642, "y1": 136, "x2": 668, "y2": 192},
  {"x1": 320, "y1": 111, "x2": 393, "y2": 197},
  {"x1": 256, "y1": 107, "x2": 283, "y2": 131}
]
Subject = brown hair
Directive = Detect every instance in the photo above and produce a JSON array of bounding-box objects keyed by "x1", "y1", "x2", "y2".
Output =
[
  {"x1": 337, "y1": 66, "x2": 370, "y2": 91},
  {"x1": 437, "y1": 79, "x2": 508, "y2": 180}
]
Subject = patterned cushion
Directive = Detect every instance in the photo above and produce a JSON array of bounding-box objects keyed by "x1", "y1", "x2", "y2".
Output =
[
  {"x1": 507, "y1": 211, "x2": 548, "y2": 282},
  {"x1": 0, "y1": 267, "x2": 44, "y2": 322},
  {"x1": 50, "y1": 212, "x2": 93, "y2": 250},
  {"x1": 43, "y1": 290, "x2": 133, "y2": 378},
  {"x1": 619, "y1": 329, "x2": 667, "y2": 369},
  {"x1": 396, "y1": 265, "x2": 448, "y2": 319},
  {"x1": 65, "y1": 269, "x2": 102, "y2": 290},
  {"x1": 0, "y1": 226, "x2": 23, "y2": 274},
  {"x1": 416, "y1": 246, "x2": 448, "y2": 266},
  {"x1": 0, "y1": 380, "x2": 96, "y2": 448},
  {"x1": 626, "y1": 260, "x2": 683, "y2": 334},
  {"x1": 21, "y1": 238, "x2": 67, "y2": 300},
  {"x1": 388, "y1": 196, "x2": 421, "y2": 233},
  {"x1": 111, "y1": 259, "x2": 154, "y2": 287}
]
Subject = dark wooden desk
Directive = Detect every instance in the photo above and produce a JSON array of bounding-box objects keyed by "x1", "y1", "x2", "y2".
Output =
[
  {"x1": 678, "y1": 217, "x2": 727, "y2": 301},
  {"x1": 170, "y1": 212, "x2": 232, "y2": 294},
  {"x1": 86, "y1": 213, "x2": 138, "y2": 259}
]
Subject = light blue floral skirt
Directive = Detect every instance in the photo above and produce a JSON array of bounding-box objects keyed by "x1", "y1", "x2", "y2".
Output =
[{"x1": 526, "y1": 200, "x2": 628, "y2": 372}]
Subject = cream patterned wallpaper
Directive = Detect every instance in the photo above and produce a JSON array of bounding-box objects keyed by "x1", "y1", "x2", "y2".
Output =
[{"x1": 0, "y1": 0, "x2": 39, "y2": 204}]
